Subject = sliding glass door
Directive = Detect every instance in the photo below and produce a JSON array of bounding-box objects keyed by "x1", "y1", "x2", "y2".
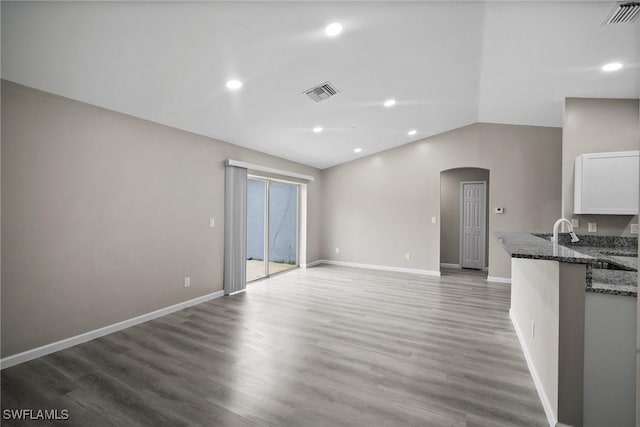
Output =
[
  {"x1": 268, "y1": 181, "x2": 298, "y2": 275},
  {"x1": 246, "y1": 177, "x2": 298, "y2": 282}
]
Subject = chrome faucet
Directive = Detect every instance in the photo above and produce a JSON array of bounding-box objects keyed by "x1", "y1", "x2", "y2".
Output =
[{"x1": 552, "y1": 218, "x2": 580, "y2": 243}]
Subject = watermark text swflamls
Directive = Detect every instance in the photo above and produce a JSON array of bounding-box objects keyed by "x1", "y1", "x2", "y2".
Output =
[{"x1": 2, "y1": 409, "x2": 69, "y2": 421}]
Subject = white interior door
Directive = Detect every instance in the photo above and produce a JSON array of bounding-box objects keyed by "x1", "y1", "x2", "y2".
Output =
[{"x1": 460, "y1": 182, "x2": 486, "y2": 270}]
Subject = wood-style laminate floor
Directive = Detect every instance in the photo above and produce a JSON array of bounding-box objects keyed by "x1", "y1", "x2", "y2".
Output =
[{"x1": 1, "y1": 265, "x2": 547, "y2": 427}]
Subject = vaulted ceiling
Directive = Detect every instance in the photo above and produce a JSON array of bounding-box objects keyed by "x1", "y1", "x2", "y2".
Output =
[{"x1": 2, "y1": 1, "x2": 638, "y2": 168}]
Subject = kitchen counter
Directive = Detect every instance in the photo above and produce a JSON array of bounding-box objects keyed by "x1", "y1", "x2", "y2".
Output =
[
  {"x1": 500, "y1": 232, "x2": 637, "y2": 427},
  {"x1": 495, "y1": 232, "x2": 637, "y2": 297},
  {"x1": 494, "y1": 231, "x2": 596, "y2": 264},
  {"x1": 590, "y1": 270, "x2": 637, "y2": 296}
]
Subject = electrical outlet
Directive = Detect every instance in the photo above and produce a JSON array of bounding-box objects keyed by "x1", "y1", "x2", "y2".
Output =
[
  {"x1": 571, "y1": 218, "x2": 579, "y2": 228},
  {"x1": 631, "y1": 224, "x2": 638, "y2": 234},
  {"x1": 431, "y1": 217, "x2": 437, "y2": 224},
  {"x1": 588, "y1": 222, "x2": 597, "y2": 233},
  {"x1": 405, "y1": 253, "x2": 411, "y2": 260},
  {"x1": 335, "y1": 247, "x2": 340, "y2": 254},
  {"x1": 209, "y1": 218, "x2": 215, "y2": 228},
  {"x1": 531, "y1": 320, "x2": 535, "y2": 338},
  {"x1": 184, "y1": 277, "x2": 191, "y2": 288}
]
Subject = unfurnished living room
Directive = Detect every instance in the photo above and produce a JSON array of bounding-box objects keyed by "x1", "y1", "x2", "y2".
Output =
[{"x1": 1, "y1": 1, "x2": 639, "y2": 426}]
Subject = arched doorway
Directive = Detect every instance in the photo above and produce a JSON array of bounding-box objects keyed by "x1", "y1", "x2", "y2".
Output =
[{"x1": 440, "y1": 167, "x2": 490, "y2": 275}]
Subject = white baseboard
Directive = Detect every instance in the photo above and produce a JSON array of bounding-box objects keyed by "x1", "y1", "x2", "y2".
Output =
[
  {"x1": 318, "y1": 260, "x2": 440, "y2": 277},
  {"x1": 487, "y1": 276, "x2": 511, "y2": 284},
  {"x1": 301, "y1": 260, "x2": 323, "y2": 268},
  {"x1": 0, "y1": 290, "x2": 225, "y2": 370},
  {"x1": 510, "y1": 309, "x2": 557, "y2": 427},
  {"x1": 441, "y1": 263, "x2": 489, "y2": 272},
  {"x1": 440, "y1": 263, "x2": 461, "y2": 269}
]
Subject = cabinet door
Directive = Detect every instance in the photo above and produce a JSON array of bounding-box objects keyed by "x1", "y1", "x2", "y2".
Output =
[{"x1": 575, "y1": 151, "x2": 639, "y2": 215}]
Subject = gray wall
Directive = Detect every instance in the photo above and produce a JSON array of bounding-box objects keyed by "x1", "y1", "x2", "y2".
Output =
[
  {"x1": 562, "y1": 98, "x2": 640, "y2": 235},
  {"x1": 440, "y1": 168, "x2": 490, "y2": 267},
  {"x1": 320, "y1": 122, "x2": 562, "y2": 278},
  {"x1": 584, "y1": 292, "x2": 636, "y2": 427},
  {"x1": 1, "y1": 80, "x2": 322, "y2": 357}
]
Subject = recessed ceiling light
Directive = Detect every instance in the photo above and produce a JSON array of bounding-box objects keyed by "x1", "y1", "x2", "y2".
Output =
[
  {"x1": 325, "y1": 23, "x2": 343, "y2": 37},
  {"x1": 313, "y1": 126, "x2": 323, "y2": 133},
  {"x1": 226, "y1": 79, "x2": 243, "y2": 90},
  {"x1": 384, "y1": 99, "x2": 396, "y2": 108},
  {"x1": 602, "y1": 62, "x2": 623, "y2": 72},
  {"x1": 354, "y1": 148, "x2": 362, "y2": 153},
  {"x1": 408, "y1": 129, "x2": 417, "y2": 136}
]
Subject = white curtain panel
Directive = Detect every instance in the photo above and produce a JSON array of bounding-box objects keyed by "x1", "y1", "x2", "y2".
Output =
[{"x1": 224, "y1": 165, "x2": 248, "y2": 295}]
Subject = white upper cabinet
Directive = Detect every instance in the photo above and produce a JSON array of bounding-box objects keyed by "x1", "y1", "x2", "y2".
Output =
[{"x1": 574, "y1": 151, "x2": 639, "y2": 215}]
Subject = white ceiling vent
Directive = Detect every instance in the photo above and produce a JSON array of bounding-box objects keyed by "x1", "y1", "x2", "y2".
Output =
[
  {"x1": 303, "y1": 82, "x2": 339, "y2": 102},
  {"x1": 603, "y1": 2, "x2": 640, "y2": 24}
]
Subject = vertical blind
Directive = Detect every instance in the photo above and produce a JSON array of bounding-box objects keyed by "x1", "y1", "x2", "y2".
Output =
[{"x1": 223, "y1": 165, "x2": 247, "y2": 295}]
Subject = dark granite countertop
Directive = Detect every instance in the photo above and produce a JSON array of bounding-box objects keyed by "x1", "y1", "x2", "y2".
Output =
[
  {"x1": 590, "y1": 270, "x2": 638, "y2": 297},
  {"x1": 568, "y1": 247, "x2": 637, "y2": 271},
  {"x1": 495, "y1": 232, "x2": 638, "y2": 297},
  {"x1": 494, "y1": 232, "x2": 597, "y2": 264}
]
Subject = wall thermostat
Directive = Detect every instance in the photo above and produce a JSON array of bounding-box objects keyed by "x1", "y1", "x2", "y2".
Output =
[{"x1": 494, "y1": 207, "x2": 504, "y2": 214}]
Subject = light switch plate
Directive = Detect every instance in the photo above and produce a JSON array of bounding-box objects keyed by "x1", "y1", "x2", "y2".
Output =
[
  {"x1": 335, "y1": 247, "x2": 340, "y2": 254},
  {"x1": 184, "y1": 277, "x2": 191, "y2": 288},
  {"x1": 571, "y1": 219, "x2": 579, "y2": 228},
  {"x1": 405, "y1": 253, "x2": 411, "y2": 260},
  {"x1": 588, "y1": 222, "x2": 597, "y2": 233},
  {"x1": 431, "y1": 217, "x2": 437, "y2": 224},
  {"x1": 209, "y1": 218, "x2": 215, "y2": 228},
  {"x1": 631, "y1": 224, "x2": 638, "y2": 234}
]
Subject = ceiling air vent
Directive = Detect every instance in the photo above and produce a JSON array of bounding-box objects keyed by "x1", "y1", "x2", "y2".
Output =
[
  {"x1": 303, "y1": 82, "x2": 339, "y2": 102},
  {"x1": 603, "y1": 2, "x2": 640, "y2": 24}
]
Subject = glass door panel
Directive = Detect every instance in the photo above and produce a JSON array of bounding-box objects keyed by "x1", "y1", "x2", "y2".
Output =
[
  {"x1": 246, "y1": 178, "x2": 267, "y2": 282},
  {"x1": 268, "y1": 182, "x2": 298, "y2": 275}
]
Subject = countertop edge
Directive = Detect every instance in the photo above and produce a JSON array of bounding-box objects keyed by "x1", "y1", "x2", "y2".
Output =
[{"x1": 495, "y1": 232, "x2": 637, "y2": 298}]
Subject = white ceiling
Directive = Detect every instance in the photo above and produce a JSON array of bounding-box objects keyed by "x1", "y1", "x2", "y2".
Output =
[{"x1": 2, "y1": 1, "x2": 638, "y2": 169}]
